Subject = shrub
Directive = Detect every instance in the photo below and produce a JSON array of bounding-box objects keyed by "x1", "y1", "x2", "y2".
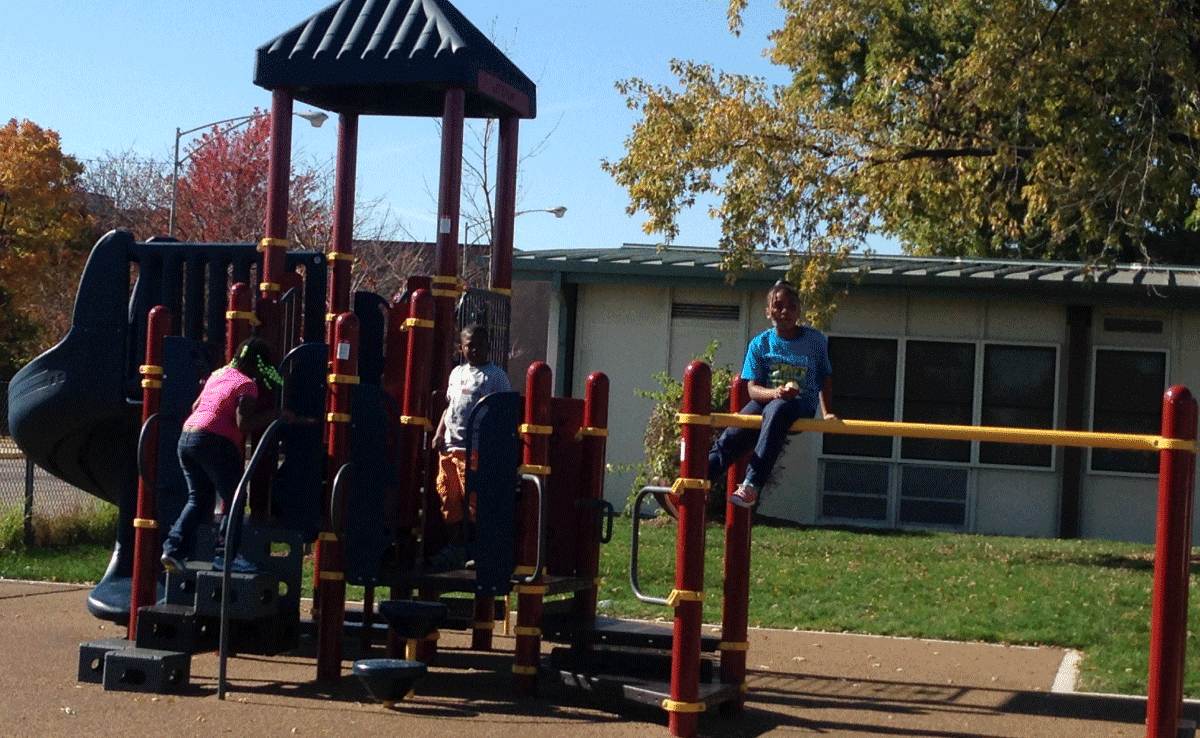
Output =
[
  {"x1": 0, "y1": 508, "x2": 24, "y2": 550},
  {"x1": 630, "y1": 341, "x2": 735, "y2": 516}
]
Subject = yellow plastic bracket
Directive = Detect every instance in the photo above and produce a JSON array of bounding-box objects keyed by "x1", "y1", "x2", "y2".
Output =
[
  {"x1": 519, "y1": 423, "x2": 553, "y2": 435},
  {"x1": 718, "y1": 641, "x2": 749, "y2": 651},
  {"x1": 258, "y1": 282, "x2": 280, "y2": 292},
  {"x1": 132, "y1": 518, "x2": 157, "y2": 529},
  {"x1": 671, "y1": 477, "x2": 711, "y2": 496},
  {"x1": 327, "y1": 373, "x2": 360, "y2": 385},
  {"x1": 139, "y1": 365, "x2": 163, "y2": 375},
  {"x1": 326, "y1": 251, "x2": 355, "y2": 262},
  {"x1": 662, "y1": 699, "x2": 705, "y2": 713},
  {"x1": 258, "y1": 237, "x2": 289, "y2": 251},
  {"x1": 518, "y1": 464, "x2": 551, "y2": 476},
  {"x1": 141, "y1": 379, "x2": 163, "y2": 389},
  {"x1": 512, "y1": 626, "x2": 541, "y2": 637},
  {"x1": 676, "y1": 413, "x2": 713, "y2": 425},
  {"x1": 399, "y1": 416, "x2": 432, "y2": 430},
  {"x1": 318, "y1": 570, "x2": 344, "y2": 581},
  {"x1": 225, "y1": 310, "x2": 262, "y2": 326},
  {"x1": 665, "y1": 589, "x2": 705, "y2": 608},
  {"x1": 402, "y1": 317, "x2": 435, "y2": 330},
  {"x1": 326, "y1": 412, "x2": 351, "y2": 423},
  {"x1": 514, "y1": 584, "x2": 548, "y2": 595},
  {"x1": 512, "y1": 665, "x2": 538, "y2": 675}
]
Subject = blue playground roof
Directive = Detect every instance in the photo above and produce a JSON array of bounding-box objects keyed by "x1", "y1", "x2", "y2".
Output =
[{"x1": 255, "y1": 0, "x2": 537, "y2": 119}]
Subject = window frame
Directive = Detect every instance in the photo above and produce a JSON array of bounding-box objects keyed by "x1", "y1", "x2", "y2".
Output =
[
  {"x1": 1087, "y1": 345, "x2": 1169, "y2": 477},
  {"x1": 817, "y1": 336, "x2": 1060, "y2": 530}
]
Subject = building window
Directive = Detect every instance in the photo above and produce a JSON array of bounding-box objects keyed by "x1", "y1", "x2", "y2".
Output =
[
  {"x1": 821, "y1": 460, "x2": 889, "y2": 522},
  {"x1": 899, "y1": 465, "x2": 968, "y2": 527},
  {"x1": 901, "y1": 341, "x2": 975, "y2": 463},
  {"x1": 979, "y1": 345, "x2": 1056, "y2": 467},
  {"x1": 823, "y1": 337, "x2": 896, "y2": 458},
  {"x1": 1091, "y1": 349, "x2": 1166, "y2": 474}
]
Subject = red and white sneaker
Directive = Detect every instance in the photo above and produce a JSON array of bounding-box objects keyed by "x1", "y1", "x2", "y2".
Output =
[{"x1": 729, "y1": 483, "x2": 758, "y2": 509}]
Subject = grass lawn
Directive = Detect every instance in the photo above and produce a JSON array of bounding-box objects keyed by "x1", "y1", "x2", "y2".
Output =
[{"x1": 2, "y1": 516, "x2": 1195, "y2": 697}]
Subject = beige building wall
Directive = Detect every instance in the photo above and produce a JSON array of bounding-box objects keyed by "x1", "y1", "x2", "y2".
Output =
[{"x1": 564, "y1": 281, "x2": 1197, "y2": 544}]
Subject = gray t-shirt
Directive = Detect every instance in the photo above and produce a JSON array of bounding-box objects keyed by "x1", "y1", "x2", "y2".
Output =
[{"x1": 441, "y1": 362, "x2": 512, "y2": 450}]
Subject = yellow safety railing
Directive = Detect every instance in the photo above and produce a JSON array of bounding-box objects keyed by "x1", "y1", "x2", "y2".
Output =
[{"x1": 699, "y1": 413, "x2": 1196, "y2": 453}]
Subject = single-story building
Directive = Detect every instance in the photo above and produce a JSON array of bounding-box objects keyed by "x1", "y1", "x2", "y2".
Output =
[{"x1": 511, "y1": 244, "x2": 1200, "y2": 545}]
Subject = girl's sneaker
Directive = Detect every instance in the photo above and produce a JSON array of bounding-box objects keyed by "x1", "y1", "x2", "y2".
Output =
[
  {"x1": 160, "y1": 553, "x2": 185, "y2": 573},
  {"x1": 729, "y1": 483, "x2": 758, "y2": 508}
]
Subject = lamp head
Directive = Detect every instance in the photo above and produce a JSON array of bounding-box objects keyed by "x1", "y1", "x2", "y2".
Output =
[
  {"x1": 549, "y1": 206, "x2": 567, "y2": 218},
  {"x1": 296, "y1": 111, "x2": 328, "y2": 128}
]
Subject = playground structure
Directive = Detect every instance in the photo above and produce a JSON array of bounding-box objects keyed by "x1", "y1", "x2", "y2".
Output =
[{"x1": 5, "y1": 3, "x2": 1199, "y2": 738}]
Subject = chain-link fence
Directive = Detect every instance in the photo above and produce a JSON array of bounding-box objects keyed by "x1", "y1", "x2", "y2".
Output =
[{"x1": 0, "y1": 383, "x2": 100, "y2": 543}]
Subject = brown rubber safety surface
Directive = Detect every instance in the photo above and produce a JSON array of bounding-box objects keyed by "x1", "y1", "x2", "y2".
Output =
[{"x1": 1, "y1": 579, "x2": 1191, "y2": 738}]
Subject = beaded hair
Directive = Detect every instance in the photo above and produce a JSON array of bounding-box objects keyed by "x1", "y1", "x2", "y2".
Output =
[{"x1": 231, "y1": 339, "x2": 283, "y2": 389}]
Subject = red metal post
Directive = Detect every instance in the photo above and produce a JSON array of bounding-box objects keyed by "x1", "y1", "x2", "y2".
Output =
[
  {"x1": 315, "y1": 312, "x2": 358, "y2": 684},
  {"x1": 225, "y1": 284, "x2": 254, "y2": 363},
  {"x1": 669, "y1": 360, "x2": 713, "y2": 737},
  {"x1": 573, "y1": 372, "x2": 610, "y2": 625},
  {"x1": 128, "y1": 306, "x2": 171, "y2": 640},
  {"x1": 326, "y1": 113, "x2": 357, "y2": 350},
  {"x1": 514, "y1": 362, "x2": 552, "y2": 696},
  {"x1": 720, "y1": 375, "x2": 752, "y2": 712},
  {"x1": 392, "y1": 290, "x2": 436, "y2": 660},
  {"x1": 259, "y1": 90, "x2": 294, "y2": 358},
  {"x1": 490, "y1": 116, "x2": 518, "y2": 291},
  {"x1": 1145, "y1": 385, "x2": 1198, "y2": 738},
  {"x1": 431, "y1": 88, "x2": 465, "y2": 395}
]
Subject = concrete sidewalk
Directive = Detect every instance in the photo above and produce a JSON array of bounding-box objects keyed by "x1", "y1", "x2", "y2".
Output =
[{"x1": 0, "y1": 579, "x2": 1185, "y2": 737}]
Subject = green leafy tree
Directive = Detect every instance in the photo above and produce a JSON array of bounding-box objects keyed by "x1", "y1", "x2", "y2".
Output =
[{"x1": 605, "y1": 0, "x2": 1200, "y2": 280}]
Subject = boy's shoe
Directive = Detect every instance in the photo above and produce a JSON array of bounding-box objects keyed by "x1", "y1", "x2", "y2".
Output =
[
  {"x1": 427, "y1": 544, "x2": 466, "y2": 570},
  {"x1": 212, "y1": 554, "x2": 258, "y2": 574},
  {"x1": 160, "y1": 554, "x2": 185, "y2": 573},
  {"x1": 729, "y1": 483, "x2": 758, "y2": 509}
]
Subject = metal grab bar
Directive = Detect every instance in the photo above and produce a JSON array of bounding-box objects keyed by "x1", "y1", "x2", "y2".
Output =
[
  {"x1": 135, "y1": 412, "x2": 162, "y2": 487},
  {"x1": 629, "y1": 486, "x2": 673, "y2": 606},
  {"x1": 217, "y1": 415, "x2": 287, "y2": 700},
  {"x1": 329, "y1": 462, "x2": 354, "y2": 539},
  {"x1": 515, "y1": 473, "x2": 547, "y2": 585}
]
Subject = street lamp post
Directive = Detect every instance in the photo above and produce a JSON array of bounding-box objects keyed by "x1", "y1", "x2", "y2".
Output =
[
  {"x1": 462, "y1": 206, "x2": 567, "y2": 285},
  {"x1": 168, "y1": 110, "x2": 327, "y2": 239}
]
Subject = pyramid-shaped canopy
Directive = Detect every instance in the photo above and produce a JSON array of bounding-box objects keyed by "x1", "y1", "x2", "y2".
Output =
[{"x1": 254, "y1": 0, "x2": 536, "y2": 119}]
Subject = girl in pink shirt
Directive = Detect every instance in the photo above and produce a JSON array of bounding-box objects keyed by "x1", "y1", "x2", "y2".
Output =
[{"x1": 161, "y1": 338, "x2": 289, "y2": 572}]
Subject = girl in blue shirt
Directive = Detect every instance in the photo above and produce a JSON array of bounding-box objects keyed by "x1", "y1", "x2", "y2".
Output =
[{"x1": 708, "y1": 280, "x2": 836, "y2": 508}]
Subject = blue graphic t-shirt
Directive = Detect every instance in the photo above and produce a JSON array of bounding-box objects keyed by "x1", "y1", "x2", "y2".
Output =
[{"x1": 741, "y1": 326, "x2": 833, "y2": 417}]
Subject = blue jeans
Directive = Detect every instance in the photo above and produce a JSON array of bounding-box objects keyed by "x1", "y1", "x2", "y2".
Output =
[
  {"x1": 163, "y1": 430, "x2": 244, "y2": 561},
  {"x1": 707, "y1": 398, "x2": 812, "y2": 489}
]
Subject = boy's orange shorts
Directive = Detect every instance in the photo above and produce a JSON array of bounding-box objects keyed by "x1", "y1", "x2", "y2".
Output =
[{"x1": 435, "y1": 449, "x2": 477, "y2": 525}]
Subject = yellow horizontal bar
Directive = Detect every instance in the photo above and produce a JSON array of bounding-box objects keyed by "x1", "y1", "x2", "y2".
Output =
[
  {"x1": 139, "y1": 365, "x2": 163, "y2": 375},
  {"x1": 132, "y1": 518, "x2": 157, "y2": 529},
  {"x1": 707, "y1": 413, "x2": 1196, "y2": 453},
  {"x1": 519, "y1": 464, "x2": 551, "y2": 476},
  {"x1": 402, "y1": 317, "x2": 435, "y2": 330}
]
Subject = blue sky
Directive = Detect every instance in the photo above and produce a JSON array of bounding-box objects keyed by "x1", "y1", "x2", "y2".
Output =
[{"x1": 1, "y1": 0, "x2": 899, "y2": 255}]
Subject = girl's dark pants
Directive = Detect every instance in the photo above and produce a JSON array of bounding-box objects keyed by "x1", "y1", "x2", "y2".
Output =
[
  {"x1": 163, "y1": 429, "x2": 244, "y2": 562},
  {"x1": 707, "y1": 398, "x2": 809, "y2": 489}
]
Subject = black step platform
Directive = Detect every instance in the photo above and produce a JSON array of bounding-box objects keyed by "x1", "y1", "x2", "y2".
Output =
[
  {"x1": 540, "y1": 613, "x2": 722, "y2": 652},
  {"x1": 551, "y1": 652, "x2": 740, "y2": 711}
]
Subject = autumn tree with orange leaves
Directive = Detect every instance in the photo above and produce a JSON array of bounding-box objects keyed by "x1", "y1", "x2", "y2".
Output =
[{"x1": 0, "y1": 119, "x2": 92, "y2": 374}]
